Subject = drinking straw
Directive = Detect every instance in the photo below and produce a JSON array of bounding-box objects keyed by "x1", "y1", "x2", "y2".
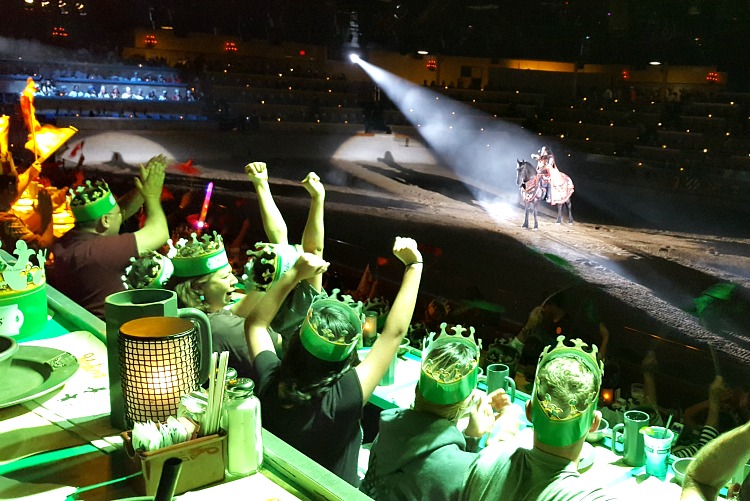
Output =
[
  {"x1": 663, "y1": 414, "x2": 673, "y2": 439},
  {"x1": 154, "y1": 457, "x2": 183, "y2": 501},
  {"x1": 202, "y1": 352, "x2": 218, "y2": 437}
]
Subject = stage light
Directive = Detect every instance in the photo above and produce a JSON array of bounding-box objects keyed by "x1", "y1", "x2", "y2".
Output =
[{"x1": 349, "y1": 53, "x2": 360, "y2": 63}]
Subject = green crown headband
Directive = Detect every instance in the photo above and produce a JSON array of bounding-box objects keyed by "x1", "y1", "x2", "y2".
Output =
[
  {"x1": 122, "y1": 251, "x2": 174, "y2": 290},
  {"x1": 531, "y1": 336, "x2": 603, "y2": 447},
  {"x1": 419, "y1": 323, "x2": 482, "y2": 405},
  {"x1": 243, "y1": 242, "x2": 301, "y2": 292},
  {"x1": 70, "y1": 180, "x2": 117, "y2": 222},
  {"x1": 299, "y1": 290, "x2": 364, "y2": 362},
  {"x1": 170, "y1": 232, "x2": 229, "y2": 278}
]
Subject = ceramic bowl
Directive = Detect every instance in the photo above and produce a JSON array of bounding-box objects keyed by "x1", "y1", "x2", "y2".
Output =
[
  {"x1": 586, "y1": 417, "x2": 610, "y2": 443},
  {"x1": 0, "y1": 335, "x2": 19, "y2": 379},
  {"x1": 672, "y1": 457, "x2": 695, "y2": 485}
]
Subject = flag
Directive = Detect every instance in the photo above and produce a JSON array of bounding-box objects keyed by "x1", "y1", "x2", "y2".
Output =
[
  {"x1": 25, "y1": 124, "x2": 78, "y2": 164},
  {"x1": 0, "y1": 115, "x2": 8, "y2": 155},
  {"x1": 171, "y1": 158, "x2": 200, "y2": 175},
  {"x1": 69, "y1": 140, "x2": 85, "y2": 159}
]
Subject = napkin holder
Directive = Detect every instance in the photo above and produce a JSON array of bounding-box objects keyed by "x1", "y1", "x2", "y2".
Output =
[{"x1": 122, "y1": 429, "x2": 227, "y2": 496}]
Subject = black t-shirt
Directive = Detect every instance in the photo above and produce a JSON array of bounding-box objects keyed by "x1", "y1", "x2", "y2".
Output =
[{"x1": 252, "y1": 350, "x2": 364, "y2": 486}]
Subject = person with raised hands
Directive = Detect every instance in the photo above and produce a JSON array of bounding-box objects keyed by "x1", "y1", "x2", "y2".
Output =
[
  {"x1": 49, "y1": 155, "x2": 168, "y2": 318},
  {"x1": 245, "y1": 237, "x2": 423, "y2": 486}
]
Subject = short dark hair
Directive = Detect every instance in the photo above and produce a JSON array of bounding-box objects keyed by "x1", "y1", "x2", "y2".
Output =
[{"x1": 277, "y1": 306, "x2": 360, "y2": 407}]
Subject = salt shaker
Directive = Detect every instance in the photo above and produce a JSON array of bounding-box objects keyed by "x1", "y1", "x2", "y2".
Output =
[{"x1": 225, "y1": 378, "x2": 263, "y2": 476}]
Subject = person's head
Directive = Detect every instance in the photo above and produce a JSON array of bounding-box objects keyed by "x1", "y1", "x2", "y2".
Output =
[
  {"x1": 168, "y1": 232, "x2": 233, "y2": 313},
  {"x1": 529, "y1": 336, "x2": 603, "y2": 449},
  {"x1": 278, "y1": 294, "x2": 363, "y2": 407},
  {"x1": 123, "y1": 251, "x2": 174, "y2": 290},
  {"x1": 414, "y1": 324, "x2": 480, "y2": 423},
  {"x1": 423, "y1": 297, "x2": 450, "y2": 327},
  {"x1": 70, "y1": 179, "x2": 120, "y2": 234},
  {"x1": 243, "y1": 242, "x2": 301, "y2": 292},
  {"x1": 540, "y1": 146, "x2": 551, "y2": 157}
]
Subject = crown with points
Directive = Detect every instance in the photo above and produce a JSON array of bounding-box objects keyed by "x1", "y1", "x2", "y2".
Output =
[
  {"x1": 531, "y1": 335, "x2": 604, "y2": 447},
  {"x1": 0, "y1": 241, "x2": 47, "y2": 292},
  {"x1": 242, "y1": 242, "x2": 301, "y2": 292},
  {"x1": 419, "y1": 323, "x2": 482, "y2": 405},
  {"x1": 122, "y1": 250, "x2": 174, "y2": 290},
  {"x1": 70, "y1": 179, "x2": 117, "y2": 222},
  {"x1": 170, "y1": 232, "x2": 228, "y2": 278},
  {"x1": 299, "y1": 289, "x2": 364, "y2": 362}
]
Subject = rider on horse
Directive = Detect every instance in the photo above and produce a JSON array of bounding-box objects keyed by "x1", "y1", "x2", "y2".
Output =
[{"x1": 531, "y1": 146, "x2": 568, "y2": 205}]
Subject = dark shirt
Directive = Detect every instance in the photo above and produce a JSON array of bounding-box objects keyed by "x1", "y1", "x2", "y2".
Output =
[
  {"x1": 252, "y1": 350, "x2": 364, "y2": 486},
  {"x1": 48, "y1": 230, "x2": 137, "y2": 318}
]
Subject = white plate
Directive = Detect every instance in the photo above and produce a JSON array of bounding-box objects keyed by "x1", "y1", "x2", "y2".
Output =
[{"x1": 0, "y1": 345, "x2": 79, "y2": 408}]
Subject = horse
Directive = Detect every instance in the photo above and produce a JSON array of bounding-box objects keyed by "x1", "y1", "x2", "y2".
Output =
[
  {"x1": 516, "y1": 159, "x2": 574, "y2": 228},
  {"x1": 516, "y1": 159, "x2": 543, "y2": 230}
]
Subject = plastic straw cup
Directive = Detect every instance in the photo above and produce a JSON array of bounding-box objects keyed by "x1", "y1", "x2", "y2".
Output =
[{"x1": 641, "y1": 426, "x2": 674, "y2": 480}]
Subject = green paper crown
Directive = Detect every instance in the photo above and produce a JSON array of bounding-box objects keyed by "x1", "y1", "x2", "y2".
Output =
[
  {"x1": 243, "y1": 242, "x2": 301, "y2": 291},
  {"x1": 299, "y1": 289, "x2": 364, "y2": 362},
  {"x1": 419, "y1": 323, "x2": 481, "y2": 405},
  {"x1": 70, "y1": 179, "x2": 117, "y2": 222},
  {"x1": 0, "y1": 240, "x2": 47, "y2": 292},
  {"x1": 170, "y1": 232, "x2": 229, "y2": 278},
  {"x1": 122, "y1": 251, "x2": 174, "y2": 290},
  {"x1": 531, "y1": 335, "x2": 603, "y2": 447}
]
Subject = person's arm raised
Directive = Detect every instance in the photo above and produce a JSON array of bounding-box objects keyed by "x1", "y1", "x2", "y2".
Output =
[
  {"x1": 133, "y1": 155, "x2": 169, "y2": 254},
  {"x1": 355, "y1": 237, "x2": 422, "y2": 403},
  {"x1": 244, "y1": 253, "x2": 329, "y2": 359},
  {"x1": 681, "y1": 420, "x2": 750, "y2": 501},
  {"x1": 246, "y1": 161, "x2": 288, "y2": 244}
]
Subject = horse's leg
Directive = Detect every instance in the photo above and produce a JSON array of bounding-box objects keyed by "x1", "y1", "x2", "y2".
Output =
[
  {"x1": 522, "y1": 203, "x2": 530, "y2": 228},
  {"x1": 567, "y1": 199, "x2": 574, "y2": 224},
  {"x1": 532, "y1": 201, "x2": 539, "y2": 230},
  {"x1": 556, "y1": 204, "x2": 563, "y2": 224}
]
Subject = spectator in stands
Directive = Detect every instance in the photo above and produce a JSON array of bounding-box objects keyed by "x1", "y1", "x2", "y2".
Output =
[
  {"x1": 39, "y1": 79, "x2": 55, "y2": 96},
  {"x1": 98, "y1": 85, "x2": 110, "y2": 99},
  {"x1": 246, "y1": 237, "x2": 424, "y2": 486},
  {"x1": 134, "y1": 88, "x2": 145, "y2": 100},
  {"x1": 185, "y1": 89, "x2": 196, "y2": 102},
  {"x1": 172, "y1": 89, "x2": 182, "y2": 101},
  {"x1": 48, "y1": 155, "x2": 169, "y2": 319},
  {"x1": 85, "y1": 86, "x2": 97, "y2": 98},
  {"x1": 110, "y1": 86, "x2": 121, "y2": 99},
  {"x1": 461, "y1": 336, "x2": 616, "y2": 501},
  {"x1": 122, "y1": 86, "x2": 133, "y2": 99},
  {"x1": 146, "y1": 90, "x2": 156, "y2": 100},
  {"x1": 159, "y1": 90, "x2": 168, "y2": 101},
  {"x1": 68, "y1": 84, "x2": 81, "y2": 98}
]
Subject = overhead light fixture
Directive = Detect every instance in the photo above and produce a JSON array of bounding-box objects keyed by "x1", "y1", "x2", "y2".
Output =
[
  {"x1": 649, "y1": 61, "x2": 662, "y2": 66},
  {"x1": 349, "y1": 53, "x2": 361, "y2": 63},
  {"x1": 417, "y1": 50, "x2": 429, "y2": 55}
]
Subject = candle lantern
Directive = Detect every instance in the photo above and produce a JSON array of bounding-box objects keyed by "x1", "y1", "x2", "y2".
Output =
[
  {"x1": 118, "y1": 316, "x2": 202, "y2": 426},
  {"x1": 362, "y1": 311, "x2": 378, "y2": 347},
  {"x1": 600, "y1": 388, "x2": 614, "y2": 406}
]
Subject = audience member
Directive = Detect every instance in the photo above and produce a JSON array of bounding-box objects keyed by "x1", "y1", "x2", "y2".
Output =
[
  {"x1": 461, "y1": 336, "x2": 617, "y2": 500},
  {"x1": 48, "y1": 155, "x2": 168, "y2": 318},
  {"x1": 245, "y1": 237, "x2": 423, "y2": 486},
  {"x1": 362, "y1": 324, "x2": 511, "y2": 500}
]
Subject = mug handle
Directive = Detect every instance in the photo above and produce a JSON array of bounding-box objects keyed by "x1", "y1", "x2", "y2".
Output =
[
  {"x1": 504, "y1": 376, "x2": 516, "y2": 403},
  {"x1": 611, "y1": 423, "x2": 624, "y2": 455},
  {"x1": 178, "y1": 307, "x2": 213, "y2": 384}
]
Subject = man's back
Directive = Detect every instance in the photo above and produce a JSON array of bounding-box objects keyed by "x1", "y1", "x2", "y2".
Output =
[{"x1": 462, "y1": 441, "x2": 616, "y2": 501}]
